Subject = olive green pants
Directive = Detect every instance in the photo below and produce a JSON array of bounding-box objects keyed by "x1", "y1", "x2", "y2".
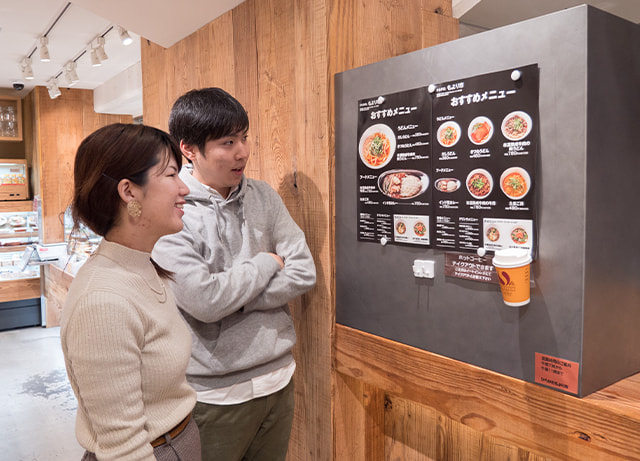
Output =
[{"x1": 193, "y1": 380, "x2": 294, "y2": 461}]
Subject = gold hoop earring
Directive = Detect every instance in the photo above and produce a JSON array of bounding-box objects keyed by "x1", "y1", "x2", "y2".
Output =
[{"x1": 127, "y1": 200, "x2": 142, "y2": 218}]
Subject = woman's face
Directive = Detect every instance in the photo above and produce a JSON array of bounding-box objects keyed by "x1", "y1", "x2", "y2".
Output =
[{"x1": 137, "y1": 153, "x2": 189, "y2": 241}]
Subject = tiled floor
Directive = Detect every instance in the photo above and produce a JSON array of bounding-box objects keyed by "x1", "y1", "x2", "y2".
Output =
[{"x1": 0, "y1": 326, "x2": 84, "y2": 460}]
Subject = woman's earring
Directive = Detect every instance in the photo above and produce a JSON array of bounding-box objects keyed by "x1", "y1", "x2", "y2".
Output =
[{"x1": 127, "y1": 200, "x2": 142, "y2": 218}]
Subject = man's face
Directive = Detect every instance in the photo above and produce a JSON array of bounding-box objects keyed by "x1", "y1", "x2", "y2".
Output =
[{"x1": 185, "y1": 129, "x2": 250, "y2": 198}]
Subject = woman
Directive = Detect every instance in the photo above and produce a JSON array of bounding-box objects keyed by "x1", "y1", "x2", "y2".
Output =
[{"x1": 60, "y1": 123, "x2": 199, "y2": 461}]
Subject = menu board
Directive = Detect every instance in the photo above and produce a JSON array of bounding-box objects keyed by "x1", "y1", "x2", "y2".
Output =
[
  {"x1": 432, "y1": 65, "x2": 538, "y2": 253},
  {"x1": 357, "y1": 87, "x2": 432, "y2": 245},
  {"x1": 356, "y1": 65, "x2": 539, "y2": 254}
]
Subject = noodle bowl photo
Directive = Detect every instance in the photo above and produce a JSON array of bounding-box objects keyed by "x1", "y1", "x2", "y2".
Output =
[
  {"x1": 358, "y1": 123, "x2": 396, "y2": 169},
  {"x1": 501, "y1": 111, "x2": 532, "y2": 141},
  {"x1": 500, "y1": 167, "x2": 531, "y2": 199},
  {"x1": 466, "y1": 168, "x2": 493, "y2": 199},
  {"x1": 437, "y1": 121, "x2": 461, "y2": 148},
  {"x1": 468, "y1": 116, "x2": 493, "y2": 145}
]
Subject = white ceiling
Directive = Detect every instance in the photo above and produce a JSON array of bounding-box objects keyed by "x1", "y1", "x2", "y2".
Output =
[
  {"x1": 0, "y1": 0, "x2": 244, "y2": 114},
  {"x1": 0, "y1": 0, "x2": 637, "y2": 115}
]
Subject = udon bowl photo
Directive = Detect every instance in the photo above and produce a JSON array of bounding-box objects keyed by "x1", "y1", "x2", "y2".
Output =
[
  {"x1": 359, "y1": 123, "x2": 396, "y2": 169},
  {"x1": 501, "y1": 111, "x2": 533, "y2": 141},
  {"x1": 437, "y1": 121, "x2": 461, "y2": 148},
  {"x1": 378, "y1": 169, "x2": 429, "y2": 200},
  {"x1": 467, "y1": 116, "x2": 493, "y2": 145},
  {"x1": 466, "y1": 168, "x2": 493, "y2": 199},
  {"x1": 500, "y1": 167, "x2": 531, "y2": 199}
]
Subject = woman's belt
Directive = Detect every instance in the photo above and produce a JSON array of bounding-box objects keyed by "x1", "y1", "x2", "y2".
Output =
[{"x1": 150, "y1": 414, "x2": 191, "y2": 448}]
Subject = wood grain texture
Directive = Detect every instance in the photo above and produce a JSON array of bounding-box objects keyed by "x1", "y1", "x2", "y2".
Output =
[
  {"x1": 0, "y1": 200, "x2": 33, "y2": 212},
  {"x1": 31, "y1": 86, "x2": 132, "y2": 243},
  {"x1": 42, "y1": 264, "x2": 73, "y2": 327},
  {"x1": 141, "y1": 1, "x2": 333, "y2": 459},
  {"x1": 0, "y1": 277, "x2": 40, "y2": 303},
  {"x1": 335, "y1": 324, "x2": 640, "y2": 460},
  {"x1": 140, "y1": 1, "x2": 459, "y2": 459}
]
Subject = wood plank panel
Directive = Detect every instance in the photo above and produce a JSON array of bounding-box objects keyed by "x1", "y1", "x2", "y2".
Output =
[
  {"x1": 140, "y1": 1, "x2": 458, "y2": 460},
  {"x1": 0, "y1": 277, "x2": 40, "y2": 303},
  {"x1": 0, "y1": 200, "x2": 33, "y2": 212},
  {"x1": 232, "y1": 1, "x2": 260, "y2": 179},
  {"x1": 335, "y1": 324, "x2": 640, "y2": 460},
  {"x1": 34, "y1": 87, "x2": 83, "y2": 243},
  {"x1": 33, "y1": 87, "x2": 131, "y2": 243},
  {"x1": 42, "y1": 264, "x2": 73, "y2": 327}
]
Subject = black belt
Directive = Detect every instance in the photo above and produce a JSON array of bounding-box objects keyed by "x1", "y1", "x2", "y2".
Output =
[{"x1": 151, "y1": 414, "x2": 191, "y2": 448}]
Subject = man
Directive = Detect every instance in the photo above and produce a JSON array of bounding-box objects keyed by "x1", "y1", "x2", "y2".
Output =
[{"x1": 153, "y1": 87, "x2": 316, "y2": 461}]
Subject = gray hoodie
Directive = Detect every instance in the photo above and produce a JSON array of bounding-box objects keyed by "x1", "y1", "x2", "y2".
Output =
[{"x1": 153, "y1": 165, "x2": 316, "y2": 391}]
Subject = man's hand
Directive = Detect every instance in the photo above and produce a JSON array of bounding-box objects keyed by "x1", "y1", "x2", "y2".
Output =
[{"x1": 268, "y1": 253, "x2": 285, "y2": 269}]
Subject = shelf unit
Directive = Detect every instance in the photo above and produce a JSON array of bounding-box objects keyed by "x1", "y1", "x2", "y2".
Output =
[
  {"x1": 0, "y1": 200, "x2": 40, "y2": 329},
  {"x1": 0, "y1": 96, "x2": 23, "y2": 142}
]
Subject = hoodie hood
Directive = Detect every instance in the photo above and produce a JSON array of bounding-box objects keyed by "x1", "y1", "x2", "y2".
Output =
[{"x1": 179, "y1": 163, "x2": 247, "y2": 206}]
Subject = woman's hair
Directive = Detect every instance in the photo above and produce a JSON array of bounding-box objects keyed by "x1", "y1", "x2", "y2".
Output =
[
  {"x1": 72, "y1": 123, "x2": 182, "y2": 237},
  {"x1": 168, "y1": 87, "x2": 249, "y2": 154}
]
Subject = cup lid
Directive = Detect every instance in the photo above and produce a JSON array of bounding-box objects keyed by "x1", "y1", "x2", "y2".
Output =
[{"x1": 492, "y1": 248, "x2": 532, "y2": 267}]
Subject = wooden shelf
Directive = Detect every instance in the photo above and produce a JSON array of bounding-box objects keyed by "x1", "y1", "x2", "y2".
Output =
[
  {"x1": 0, "y1": 276, "x2": 39, "y2": 303},
  {"x1": 0, "y1": 96, "x2": 23, "y2": 142},
  {"x1": 0, "y1": 200, "x2": 34, "y2": 212}
]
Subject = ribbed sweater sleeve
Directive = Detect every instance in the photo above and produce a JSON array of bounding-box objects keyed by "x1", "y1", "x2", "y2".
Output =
[{"x1": 64, "y1": 291, "x2": 154, "y2": 460}]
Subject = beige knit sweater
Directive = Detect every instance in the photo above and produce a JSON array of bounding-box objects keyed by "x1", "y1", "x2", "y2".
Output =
[{"x1": 61, "y1": 239, "x2": 196, "y2": 461}]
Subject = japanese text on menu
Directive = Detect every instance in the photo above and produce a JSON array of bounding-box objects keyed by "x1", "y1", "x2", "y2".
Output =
[
  {"x1": 355, "y1": 65, "x2": 539, "y2": 254},
  {"x1": 356, "y1": 87, "x2": 432, "y2": 246},
  {"x1": 432, "y1": 64, "x2": 538, "y2": 253}
]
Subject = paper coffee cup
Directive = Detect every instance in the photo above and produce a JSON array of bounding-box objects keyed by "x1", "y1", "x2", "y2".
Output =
[{"x1": 492, "y1": 248, "x2": 532, "y2": 306}]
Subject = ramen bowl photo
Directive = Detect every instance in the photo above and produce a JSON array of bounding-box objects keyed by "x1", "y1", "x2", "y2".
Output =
[
  {"x1": 359, "y1": 123, "x2": 396, "y2": 169},
  {"x1": 500, "y1": 167, "x2": 531, "y2": 200},
  {"x1": 466, "y1": 169, "x2": 493, "y2": 199}
]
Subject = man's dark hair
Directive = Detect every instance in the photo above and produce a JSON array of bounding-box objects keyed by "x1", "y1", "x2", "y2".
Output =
[{"x1": 169, "y1": 87, "x2": 249, "y2": 154}]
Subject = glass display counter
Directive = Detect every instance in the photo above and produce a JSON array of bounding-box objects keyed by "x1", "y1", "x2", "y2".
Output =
[
  {"x1": 0, "y1": 206, "x2": 41, "y2": 330},
  {"x1": 62, "y1": 206, "x2": 100, "y2": 274}
]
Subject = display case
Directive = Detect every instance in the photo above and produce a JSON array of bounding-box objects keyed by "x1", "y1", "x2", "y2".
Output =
[
  {"x1": 63, "y1": 206, "x2": 100, "y2": 272},
  {"x1": 0, "y1": 96, "x2": 23, "y2": 142},
  {"x1": 0, "y1": 159, "x2": 29, "y2": 200},
  {"x1": 0, "y1": 201, "x2": 41, "y2": 330},
  {"x1": 0, "y1": 208, "x2": 38, "y2": 255}
]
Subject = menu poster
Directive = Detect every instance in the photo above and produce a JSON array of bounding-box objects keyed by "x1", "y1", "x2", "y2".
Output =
[
  {"x1": 431, "y1": 64, "x2": 539, "y2": 253},
  {"x1": 356, "y1": 87, "x2": 432, "y2": 246}
]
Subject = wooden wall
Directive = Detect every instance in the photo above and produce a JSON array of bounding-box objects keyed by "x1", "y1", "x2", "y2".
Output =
[
  {"x1": 27, "y1": 86, "x2": 132, "y2": 243},
  {"x1": 140, "y1": 0, "x2": 457, "y2": 460},
  {"x1": 335, "y1": 325, "x2": 640, "y2": 460}
]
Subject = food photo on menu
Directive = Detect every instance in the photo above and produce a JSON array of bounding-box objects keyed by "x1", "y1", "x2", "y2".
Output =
[
  {"x1": 359, "y1": 123, "x2": 396, "y2": 169},
  {"x1": 483, "y1": 218, "x2": 534, "y2": 252},
  {"x1": 468, "y1": 116, "x2": 493, "y2": 145},
  {"x1": 378, "y1": 170, "x2": 429, "y2": 200}
]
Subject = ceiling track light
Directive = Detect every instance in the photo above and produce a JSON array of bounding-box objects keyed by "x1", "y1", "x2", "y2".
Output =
[
  {"x1": 39, "y1": 36, "x2": 51, "y2": 62},
  {"x1": 20, "y1": 57, "x2": 34, "y2": 80},
  {"x1": 95, "y1": 36, "x2": 109, "y2": 61},
  {"x1": 46, "y1": 78, "x2": 61, "y2": 99},
  {"x1": 117, "y1": 26, "x2": 133, "y2": 46},
  {"x1": 90, "y1": 48, "x2": 102, "y2": 67},
  {"x1": 64, "y1": 61, "x2": 79, "y2": 84}
]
